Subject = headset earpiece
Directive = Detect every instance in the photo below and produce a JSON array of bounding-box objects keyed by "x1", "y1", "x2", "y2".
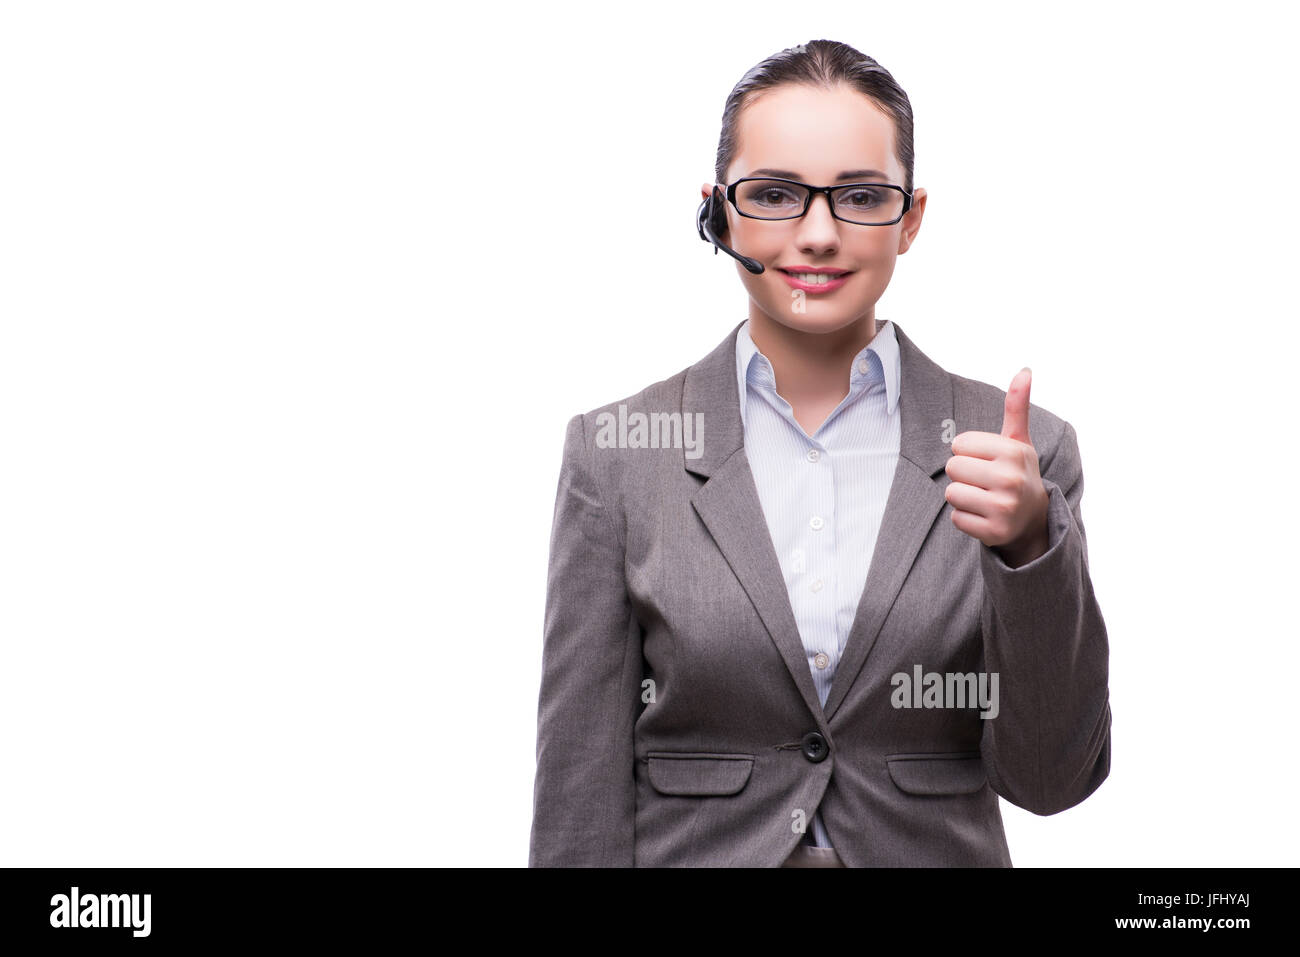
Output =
[
  {"x1": 709, "y1": 186, "x2": 728, "y2": 239},
  {"x1": 697, "y1": 186, "x2": 729, "y2": 246},
  {"x1": 695, "y1": 183, "x2": 761, "y2": 273}
]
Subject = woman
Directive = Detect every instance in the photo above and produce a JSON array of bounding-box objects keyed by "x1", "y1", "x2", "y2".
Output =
[{"x1": 529, "y1": 39, "x2": 1111, "y2": 868}]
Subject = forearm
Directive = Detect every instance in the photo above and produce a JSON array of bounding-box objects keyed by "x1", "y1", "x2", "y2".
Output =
[{"x1": 978, "y1": 475, "x2": 1112, "y2": 815}]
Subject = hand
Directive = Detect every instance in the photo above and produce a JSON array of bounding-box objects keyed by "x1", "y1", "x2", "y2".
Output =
[{"x1": 944, "y1": 368, "x2": 1051, "y2": 568}]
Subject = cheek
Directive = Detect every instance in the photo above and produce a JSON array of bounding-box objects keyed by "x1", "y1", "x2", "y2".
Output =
[
  {"x1": 849, "y1": 229, "x2": 901, "y2": 261},
  {"x1": 731, "y1": 219, "x2": 785, "y2": 258}
]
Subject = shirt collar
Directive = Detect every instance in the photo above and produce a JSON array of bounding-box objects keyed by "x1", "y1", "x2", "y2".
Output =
[{"x1": 734, "y1": 318, "x2": 901, "y2": 430}]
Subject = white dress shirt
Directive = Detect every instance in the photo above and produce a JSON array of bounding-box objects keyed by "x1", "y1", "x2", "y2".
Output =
[{"x1": 734, "y1": 317, "x2": 902, "y2": 849}]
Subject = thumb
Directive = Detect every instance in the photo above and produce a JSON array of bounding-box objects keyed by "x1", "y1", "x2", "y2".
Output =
[{"x1": 1001, "y1": 367, "x2": 1032, "y2": 444}]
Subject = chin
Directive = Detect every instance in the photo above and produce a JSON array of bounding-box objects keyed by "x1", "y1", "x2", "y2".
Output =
[{"x1": 761, "y1": 307, "x2": 870, "y2": 337}]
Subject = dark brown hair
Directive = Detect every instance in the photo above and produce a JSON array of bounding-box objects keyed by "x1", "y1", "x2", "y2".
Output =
[{"x1": 714, "y1": 40, "x2": 915, "y2": 194}]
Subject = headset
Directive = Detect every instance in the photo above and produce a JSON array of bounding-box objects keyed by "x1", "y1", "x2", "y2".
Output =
[{"x1": 696, "y1": 185, "x2": 765, "y2": 274}]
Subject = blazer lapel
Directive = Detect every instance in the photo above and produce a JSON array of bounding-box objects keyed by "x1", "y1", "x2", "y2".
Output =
[
  {"x1": 680, "y1": 319, "x2": 955, "y2": 729},
  {"x1": 683, "y1": 321, "x2": 830, "y2": 728},
  {"x1": 822, "y1": 320, "x2": 953, "y2": 721}
]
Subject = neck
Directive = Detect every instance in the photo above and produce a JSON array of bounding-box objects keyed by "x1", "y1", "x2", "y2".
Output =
[{"x1": 746, "y1": 309, "x2": 881, "y2": 405}]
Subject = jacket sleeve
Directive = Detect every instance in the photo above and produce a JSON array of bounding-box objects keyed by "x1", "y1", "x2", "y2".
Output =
[
  {"x1": 528, "y1": 412, "x2": 643, "y2": 866},
  {"x1": 977, "y1": 420, "x2": 1112, "y2": 816}
]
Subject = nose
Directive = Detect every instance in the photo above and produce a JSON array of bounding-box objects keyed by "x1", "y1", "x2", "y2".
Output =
[{"x1": 793, "y1": 191, "x2": 840, "y2": 252}]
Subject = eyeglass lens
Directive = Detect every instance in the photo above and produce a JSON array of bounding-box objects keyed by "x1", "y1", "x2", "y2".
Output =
[{"x1": 734, "y1": 179, "x2": 904, "y2": 225}]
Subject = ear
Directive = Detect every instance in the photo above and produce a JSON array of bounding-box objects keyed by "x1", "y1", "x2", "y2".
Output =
[{"x1": 898, "y1": 186, "x2": 926, "y2": 254}]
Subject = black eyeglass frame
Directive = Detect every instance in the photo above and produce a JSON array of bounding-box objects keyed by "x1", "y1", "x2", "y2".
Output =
[{"x1": 722, "y1": 176, "x2": 914, "y2": 226}]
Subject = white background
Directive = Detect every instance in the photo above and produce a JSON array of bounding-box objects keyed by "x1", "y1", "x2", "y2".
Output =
[{"x1": 2, "y1": 0, "x2": 1296, "y2": 867}]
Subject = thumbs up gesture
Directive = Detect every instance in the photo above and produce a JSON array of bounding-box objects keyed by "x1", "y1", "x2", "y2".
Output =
[{"x1": 944, "y1": 368, "x2": 1051, "y2": 568}]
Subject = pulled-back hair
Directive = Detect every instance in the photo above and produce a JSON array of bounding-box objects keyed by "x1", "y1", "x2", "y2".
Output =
[{"x1": 714, "y1": 40, "x2": 915, "y2": 193}]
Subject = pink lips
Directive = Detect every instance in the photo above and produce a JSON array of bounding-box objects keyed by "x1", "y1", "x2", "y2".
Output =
[{"x1": 778, "y1": 268, "x2": 853, "y2": 293}]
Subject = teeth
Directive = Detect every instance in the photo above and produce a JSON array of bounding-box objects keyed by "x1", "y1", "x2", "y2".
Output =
[{"x1": 788, "y1": 271, "x2": 843, "y2": 284}]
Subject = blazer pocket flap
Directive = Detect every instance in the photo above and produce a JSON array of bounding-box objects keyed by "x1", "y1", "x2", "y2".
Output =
[
  {"x1": 886, "y1": 752, "x2": 987, "y2": 795},
  {"x1": 646, "y1": 752, "x2": 754, "y2": 796}
]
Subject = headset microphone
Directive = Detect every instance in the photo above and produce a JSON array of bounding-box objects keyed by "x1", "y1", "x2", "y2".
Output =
[{"x1": 696, "y1": 186, "x2": 765, "y2": 274}]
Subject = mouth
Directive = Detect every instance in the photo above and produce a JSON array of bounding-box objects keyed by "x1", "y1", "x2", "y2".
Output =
[{"x1": 777, "y1": 268, "x2": 854, "y2": 292}]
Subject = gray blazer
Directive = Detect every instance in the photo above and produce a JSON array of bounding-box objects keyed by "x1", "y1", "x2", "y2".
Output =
[{"x1": 529, "y1": 319, "x2": 1111, "y2": 867}]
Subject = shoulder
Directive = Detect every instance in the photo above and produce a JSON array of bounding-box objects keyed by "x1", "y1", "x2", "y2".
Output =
[
  {"x1": 551, "y1": 357, "x2": 703, "y2": 510},
  {"x1": 947, "y1": 369, "x2": 1082, "y2": 483},
  {"x1": 893, "y1": 320, "x2": 1079, "y2": 467},
  {"x1": 548, "y1": 362, "x2": 700, "y2": 551},
  {"x1": 556, "y1": 324, "x2": 737, "y2": 462},
  {"x1": 580, "y1": 366, "x2": 691, "y2": 431},
  {"x1": 557, "y1": 364, "x2": 692, "y2": 454},
  {"x1": 949, "y1": 370, "x2": 1067, "y2": 437}
]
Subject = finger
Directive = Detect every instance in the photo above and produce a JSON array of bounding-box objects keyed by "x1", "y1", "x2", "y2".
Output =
[
  {"x1": 1000, "y1": 367, "x2": 1032, "y2": 444},
  {"x1": 945, "y1": 481, "x2": 997, "y2": 518},
  {"x1": 945, "y1": 454, "x2": 1005, "y2": 491},
  {"x1": 950, "y1": 430, "x2": 1017, "y2": 460},
  {"x1": 950, "y1": 506, "x2": 994, "y2": 543}
]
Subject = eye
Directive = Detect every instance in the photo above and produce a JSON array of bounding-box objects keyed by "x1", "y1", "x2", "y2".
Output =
[
  {"x1": 837, "y1": 187, "x2": 884, "y2": 208},
  {"x1": 752, "y1": 187, "x2": 800, "y2": 207}
]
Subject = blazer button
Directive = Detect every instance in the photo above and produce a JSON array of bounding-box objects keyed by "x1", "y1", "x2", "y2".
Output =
[{"x1": 800, "y1": 731, "x2": 829, "y2": 763}]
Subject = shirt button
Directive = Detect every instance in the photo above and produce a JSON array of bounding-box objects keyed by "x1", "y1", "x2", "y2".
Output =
[
  {"x1": 810, "y1": 579, "x2": 823, "y2": 592},
  {"x1": 806, "y1": 448, "x2": 820, "y2": 463},
  {"x1": 857, "y1": 358, "x2": 870, "y2": 374},
  {"x1": 809, "y1": 516, "x2": 824, "y2": 530},
  {"x1": 814, "y1": 652, "x2": 830, "y2": 669}
]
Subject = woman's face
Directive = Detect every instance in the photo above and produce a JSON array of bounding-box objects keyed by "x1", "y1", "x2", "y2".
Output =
[{"x1": 702, "y1": 83, "x2": 927, "y2": 337}]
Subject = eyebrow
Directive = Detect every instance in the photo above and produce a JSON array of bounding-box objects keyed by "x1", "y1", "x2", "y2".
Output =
[{"x1": 748, "y1": 168, "x2": 890, "y2": 182}]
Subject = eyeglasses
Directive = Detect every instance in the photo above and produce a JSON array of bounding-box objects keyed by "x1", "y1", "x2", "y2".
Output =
[{"x1": 722, "y1": 176, "x2": 913, "y2": 226}]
